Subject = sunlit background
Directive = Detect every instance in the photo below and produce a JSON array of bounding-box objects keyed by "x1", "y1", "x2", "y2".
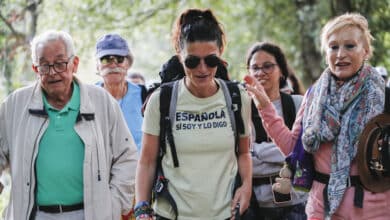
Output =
[{"x1": 1, "y1": 0, "x2": 390, "y2": 216}]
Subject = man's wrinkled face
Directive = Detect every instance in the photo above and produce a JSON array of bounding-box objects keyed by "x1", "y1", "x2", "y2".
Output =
[{"x1": 32, "y1": 39, "x2": 78, "y2": 98}]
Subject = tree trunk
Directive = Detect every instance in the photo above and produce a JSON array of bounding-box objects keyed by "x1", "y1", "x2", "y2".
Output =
[{"x1": 294, "y1": 0, "x2": 323, "y2": 85}]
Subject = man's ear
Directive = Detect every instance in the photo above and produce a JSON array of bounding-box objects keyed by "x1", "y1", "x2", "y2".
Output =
[
  {"x1": 32, "y1": 64, "x2": 39, "y2": 75},
  {"x1": 127, "y1": 56, "x2": 133, "y2": 68},
  {"x1": 71, "y1": 56, "x2": 80, "y2": 73}
]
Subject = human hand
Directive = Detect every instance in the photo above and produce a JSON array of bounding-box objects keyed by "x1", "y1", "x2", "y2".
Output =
[
  {"x1": 230, "y1": 185, "x2": 251, "y2": 220},
  {"x1": 136, "y1": 216, "x2": 153, "y2": 220},
  {"x1": 243, "y1": 75, "x2": 271, "y2": 110}
]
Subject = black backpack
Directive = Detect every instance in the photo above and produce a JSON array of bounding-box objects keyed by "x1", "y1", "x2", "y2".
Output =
[
  {"x1": 378, "y1": 87, "x2": 390, "y2": 175},
  {"x1": 386, "y1": 87, "x2": 390, "y2": 113},
  {"x1": 140, "y1": 84, "x2": 148, "y2": 103},
  {"x1": 151, "y1": 55, "x2": 245, "y2": 220},
  {"x1": 252, "y1": 92, "x2": 297, "y2": 143}
]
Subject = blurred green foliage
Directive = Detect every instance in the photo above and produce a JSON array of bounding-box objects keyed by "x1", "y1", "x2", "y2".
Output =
[
  {"x1": 1, "y1": 0, "x2": 390, "y2": 100},
  {"x1": 0, "y1": 0, "x2": 390, "y2": 216}
]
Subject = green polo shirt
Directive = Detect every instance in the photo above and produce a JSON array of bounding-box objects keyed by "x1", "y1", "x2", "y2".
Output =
[{"x1": 36, "y1": 82, "x2": 84, "y2": 205}]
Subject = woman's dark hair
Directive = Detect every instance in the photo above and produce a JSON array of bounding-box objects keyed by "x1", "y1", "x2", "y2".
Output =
[
  {"x1": 172, "y1": 8, "x2": 226, "y2": 54},
  {"x1": 288, "y1": 70, "x2": 306, "y2": 95},
  {"x1": 246, "y1": 42, "x2": 290, "y2": 88}
]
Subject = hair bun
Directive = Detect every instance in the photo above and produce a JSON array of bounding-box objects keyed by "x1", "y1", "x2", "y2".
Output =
[
  {"x1": 172, "y1": 8, "x2": 226, "y2": 53},
  {"x1": 181, "y1": 9, "x2": 218, "y2": 28},
  {"x1": 181, "y1": 10, "x2": 202, "y2": 26}
]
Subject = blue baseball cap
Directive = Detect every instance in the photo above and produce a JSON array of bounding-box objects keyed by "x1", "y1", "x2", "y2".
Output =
[{"x1": 95, "y1": 34, "x2": 132, "y2": 59}]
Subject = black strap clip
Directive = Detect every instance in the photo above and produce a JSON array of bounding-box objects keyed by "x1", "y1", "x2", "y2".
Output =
[{"x1": 155, "y1": 175, "x2": 168, "y2": 193}]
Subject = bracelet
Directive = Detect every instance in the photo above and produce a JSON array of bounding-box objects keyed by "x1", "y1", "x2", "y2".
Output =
[
  {"x1": 134, "y1": 201, "x2": 150, "y2": 210},
  {"x1": 134, "y1": 201, "x2": 153, "y2": 219}
]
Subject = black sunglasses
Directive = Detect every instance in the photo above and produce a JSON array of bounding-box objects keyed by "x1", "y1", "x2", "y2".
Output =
[
  {"x1": 184, "y1": 54, "x2": 220, "y2": 69},
  {"x1": 100, "y1": 55, "x2": 125, "y2": 65}
]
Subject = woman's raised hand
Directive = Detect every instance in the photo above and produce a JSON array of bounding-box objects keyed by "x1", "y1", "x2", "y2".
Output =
[{"x1": 243, "y1": 75, "x2": 271, "y2": 110}]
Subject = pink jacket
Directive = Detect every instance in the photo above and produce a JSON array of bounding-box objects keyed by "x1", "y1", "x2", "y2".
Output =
[{"x1": 258, "y1": 98, "x2": 390, "y2": 220}]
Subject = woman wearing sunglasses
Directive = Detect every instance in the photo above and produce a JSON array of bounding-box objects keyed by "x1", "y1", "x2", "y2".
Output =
[
  {"x1": 246, "y1": 42, "x2": 307, "y2": 220},
  {"x1": 135, "y1": 8, "x2": 252, "y2": 220}
]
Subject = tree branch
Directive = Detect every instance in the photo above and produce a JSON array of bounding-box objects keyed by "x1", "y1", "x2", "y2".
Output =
[
  {"x1": 116, "y1": 0, "x2": 178, "y2": 29},
  {"x1": 0, "y1": 11, "x2": 22, "y2": 37}
]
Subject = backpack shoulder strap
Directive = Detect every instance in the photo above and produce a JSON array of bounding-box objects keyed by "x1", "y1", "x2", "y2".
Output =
[
  {"x1": 159, "y1": 81, "x2": 179, "y2": 167},
  {"x1": 156, "y1": 81, "x2": 180, "y2": 219},
  {"x1": 219, "y1": 79, "x2": 244, "y2": 155},
  {"x1": 159, "y1": 82, "x2": 172, "y2": 156},
  {"x1": 252, "y1": 92, "x2": 297, "y2": 143},
  {"x1": 251, "y1": 101, "x2": 267, "y2": 143},
  {"x1": 280, "y1": 92, "x2": 297, "y2": 129},
  {"x1": 225, "y1": 80, "x2": 245, "y2": 135},
  {"x1": 141, "y1": 83, "x2": 161, "y2": 117},
  {"x1": 385, "y1": 87, "x2": 390, "y2": 114},
  {"x1": 139, "y1": 84, "x2": 148, "y2": 103}
]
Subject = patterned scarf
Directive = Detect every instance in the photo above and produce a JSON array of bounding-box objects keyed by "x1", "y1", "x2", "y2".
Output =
[{"x1": 301, "y1": 65, "x2": 385, "y2": 216}]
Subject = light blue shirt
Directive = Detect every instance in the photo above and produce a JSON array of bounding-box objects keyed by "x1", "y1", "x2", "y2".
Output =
[{"x1": 96, "y1": 80, "x2": 143, "y2": 152}]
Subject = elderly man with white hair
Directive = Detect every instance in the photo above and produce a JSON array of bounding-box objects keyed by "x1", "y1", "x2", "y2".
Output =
[
  {"x1": 95, "y1": 34, "x2": 146, "y2": 153},
  {"x1": 0, "y1": 30, "x2": 138, "y2": 220}
]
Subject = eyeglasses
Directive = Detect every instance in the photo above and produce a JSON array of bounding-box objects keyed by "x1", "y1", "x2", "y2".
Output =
[
  {"x1": 100, "y1": 55, "x2": 126, "y2": 65},
  {"x1": 37, "y1": 55, "x2": 74, "y2": 75},
  {"x1": 249, "y1": 63, "x2": 277, "y2": 74},
  {"x1": 184, "y1": 54, "x2": 220, "y2": 69}
]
